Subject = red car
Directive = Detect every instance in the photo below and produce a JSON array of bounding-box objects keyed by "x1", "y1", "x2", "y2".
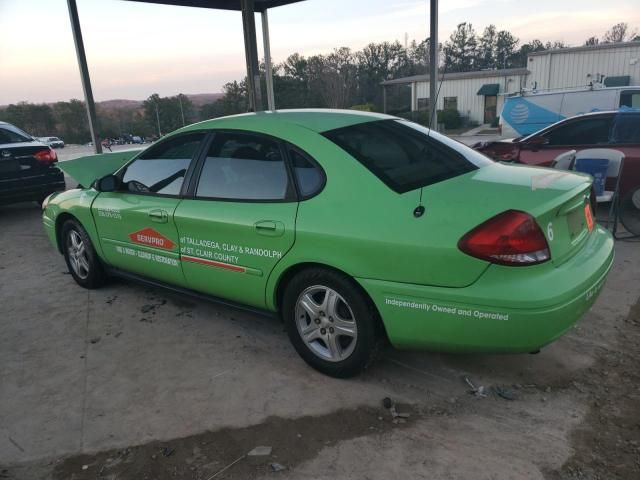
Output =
[{"x1": 474, "y1": 110, "x2": 640, "y2": 199}]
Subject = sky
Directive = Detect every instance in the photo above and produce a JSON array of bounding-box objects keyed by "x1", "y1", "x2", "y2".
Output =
[{"x1": 0, "y1": 0, "x2": 639, "y2": 104}]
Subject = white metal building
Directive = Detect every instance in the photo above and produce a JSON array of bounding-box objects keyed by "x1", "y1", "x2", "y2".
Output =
[
  {"x1": 383, "y1": 41, "x2": 640, "y2": 126},
  {"x1": 382, "y1": 68, "x2": 529, "y2": 125}
]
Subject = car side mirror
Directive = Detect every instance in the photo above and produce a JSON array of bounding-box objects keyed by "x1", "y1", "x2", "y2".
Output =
[{"x1": 94, "y1": 174, "x2": 120, "y2": 192}]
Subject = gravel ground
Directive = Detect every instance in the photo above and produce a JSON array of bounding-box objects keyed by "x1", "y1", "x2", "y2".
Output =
[{"x1": 0, "y1": 195, "x2": 638, "y2": 480}]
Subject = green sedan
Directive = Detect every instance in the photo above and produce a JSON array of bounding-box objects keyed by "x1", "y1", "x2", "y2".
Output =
[{"x1": 42, "y1": 110, "x2": 614, "y2": 377}]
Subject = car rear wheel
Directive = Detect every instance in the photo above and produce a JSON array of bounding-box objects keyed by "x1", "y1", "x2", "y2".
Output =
[
  {"x1": 282, "y1": 268, "x2": 381, "y2": 377},
  {"x1": 62, "y1": 219, "x2": 106, "y2": 289}
]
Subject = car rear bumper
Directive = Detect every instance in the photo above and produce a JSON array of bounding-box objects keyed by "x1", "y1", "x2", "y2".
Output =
[
  {"x1": 357, "y1": 225, "x2": 614, "y2": 353},
  {"x1": 0, "y1": 169, "x2": 65, "y2": 205}
]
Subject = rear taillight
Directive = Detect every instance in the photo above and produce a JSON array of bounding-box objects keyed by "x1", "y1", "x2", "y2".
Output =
[
  {"x1": 34, "y1": 148, "x2": 57, "y2": 163},
  {"x1": 458, "y1": 210, "x2": 550, "y2": 266}
]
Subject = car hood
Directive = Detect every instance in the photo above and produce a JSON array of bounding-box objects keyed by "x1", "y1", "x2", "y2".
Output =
[{"x1": 57, "y1": 150, "x2": 141, "y2": 187}]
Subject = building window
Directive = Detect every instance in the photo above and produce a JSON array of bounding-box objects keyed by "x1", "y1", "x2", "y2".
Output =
[
  {"x1": 443, "y1": 97, "x2": 458, "y2": 110},
  {"x1": 417, "y1": 98, "x2": 429, "y2": 111}
]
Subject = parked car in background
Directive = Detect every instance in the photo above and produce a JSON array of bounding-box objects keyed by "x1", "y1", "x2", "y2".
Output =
[
  {"x1": 0, "y1": 121, "x2": 65, "y2": 205},
  {"x1": 474, "y1": 110, "x2": 640, "y2": 199},
  {"x1": 131, "y1": 136, "x2": 143, "y2": 144},
  {"x1": 42, "y1": 110, "x2": 613, "y2": 377},
  {"x1": 500, "y1": 86, "x2": 640, "y2": 137},
  {"x1": 39, "y1": 136, "x2": 65, "y2": 148}
]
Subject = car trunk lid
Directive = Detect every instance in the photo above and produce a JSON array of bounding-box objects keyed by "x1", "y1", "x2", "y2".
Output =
[
  {"x1": 422, "y1": 162, "x2": 594, "y2": 271},
  {"x1": 0, "y1": 142, "x2": 54, "y2": 179}
]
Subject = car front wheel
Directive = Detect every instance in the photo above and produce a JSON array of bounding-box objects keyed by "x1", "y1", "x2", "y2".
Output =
[
  {"x1": 283, "y1": 268, "x2": 382, "y2": 378},
  {"x1": 62, "y1": 219, "x2": 105, "y2": 289}
]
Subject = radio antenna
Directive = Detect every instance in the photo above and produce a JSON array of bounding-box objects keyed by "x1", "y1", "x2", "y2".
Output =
[
  {"x1": 427, "y1": 55, "x2": 448, "y2": 137},
  {"x1": 414, "y1": 55, "x2": 449, "y2": 218}
]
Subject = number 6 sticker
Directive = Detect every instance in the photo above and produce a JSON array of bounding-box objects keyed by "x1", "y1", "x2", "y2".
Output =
[{"x1": 547, "y1": 222, "x2": 554, "y2": 241}]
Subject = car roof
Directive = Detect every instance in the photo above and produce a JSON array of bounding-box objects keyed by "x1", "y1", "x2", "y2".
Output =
[
  {"x1": 187, "y1": 109, "x2": 397, "y2": 134},
  {"x1": 563, "y1": 109, "x2": 640, "y2": 119}
]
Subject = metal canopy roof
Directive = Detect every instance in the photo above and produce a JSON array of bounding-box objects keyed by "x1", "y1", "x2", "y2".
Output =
[
  {"x1": 126, "y1": 0, "x2": 304, "y2": 12},
  {"x1": 67, "y1": 0, "x2": 305, "y2": 154},
  {"x1": 381, "y1": 68, "x2": 530, "y2": 86}
]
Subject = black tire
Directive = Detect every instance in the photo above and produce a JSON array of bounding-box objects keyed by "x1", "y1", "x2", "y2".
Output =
[
  {"x1": 282, "y1": 268, "x2": 382, "y2": 378},
  {"x1": 61, "y1": 219, "x2": 106, "y2": 289}
]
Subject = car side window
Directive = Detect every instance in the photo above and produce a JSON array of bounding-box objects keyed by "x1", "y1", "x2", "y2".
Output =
[
  {"x1": 121, "y1": 133, "x2": 204, "y2": 195},
  {"x1": 610, "y1": 115, "x2": 640, "y2": 145},
  {"x1": 619, "y1": 91, "x2": 640, "y2": 108},
  {"x1": 545, "y1": 117, "x2": 613, "y2": 146},
  {"x1": 196, "y1": 132, "x2": 290, "y2": 201},
  {"x1": 288, "y1": 147, "x2": 324, "y2": 198}
]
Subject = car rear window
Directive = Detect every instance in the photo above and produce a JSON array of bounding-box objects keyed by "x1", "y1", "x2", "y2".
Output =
[
  {"x1": 323, "y1": 119, "x2": 490, "y2": 193},
  {"x1": 0, "y1": 125, "x2": 32, "y2": 144}
]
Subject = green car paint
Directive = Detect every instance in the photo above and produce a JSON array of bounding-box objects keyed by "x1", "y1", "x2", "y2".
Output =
[
  {"x1": 58, "y1": 149, "x2": 141, "y2": 187},
  {"x1": 44, "y1": 109, "x2": 614, "y2": 354}
]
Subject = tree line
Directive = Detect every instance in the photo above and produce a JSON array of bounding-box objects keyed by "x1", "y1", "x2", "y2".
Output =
[
  {"x1": 0, "y1": 94, "x2": 198, "y2": 144},
  {"x1": 202, "y1": 21, "x2": 638, "y2": 116},
  {"x1": 1, "y1": 22, "x2": 636, "y2": 143}
]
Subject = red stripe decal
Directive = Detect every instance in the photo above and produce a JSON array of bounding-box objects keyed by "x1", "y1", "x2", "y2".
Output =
[{"x1": 181, "y1": 255, "x2": 246, "y2": 273}]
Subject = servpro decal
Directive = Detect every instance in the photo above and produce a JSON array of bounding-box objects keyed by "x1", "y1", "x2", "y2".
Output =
[
  {"x1": 180, "y1": 236, "x2": 282, "y2": 260},
  {"x1": 96, "y1": 207, "x2": 122, "y2": 220},
  {"x1": 128, "y1": 228, "x2": 176, "y2": 250},
  {"x1": 181, "y1": 255, "x2": 246, "y2": 273},
  {"x1": 385, "y1": 297, "x2": 509, "y2": 321},
  {"x1": 177, "y1": 235, "x2": 280, "y2": 276},
  {"x1": 115, "y1": 245, "x2": 179, "y2": 267}
]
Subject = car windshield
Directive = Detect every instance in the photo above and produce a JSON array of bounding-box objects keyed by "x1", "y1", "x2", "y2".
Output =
[
  {"x1": 323, "y1": 119, "x2": 492, "y2": 193},
  {"x1": 0, "y1": 124, "x2": 32, "y2": 144}
]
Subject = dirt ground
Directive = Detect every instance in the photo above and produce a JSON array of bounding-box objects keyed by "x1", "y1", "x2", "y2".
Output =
[
  {"x1": 34, "y1": 299, "x2": 640, "y2": 480},
  {"x1": 549, "y1": 298, "x2": 640, "y2": 480},
  {"x1": 1, "y1": 201, "x2": 639, "y2": 480}
]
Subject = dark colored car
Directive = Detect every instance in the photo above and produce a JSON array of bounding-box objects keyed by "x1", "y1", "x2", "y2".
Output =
[
  {"x1": 474, "y1": 111, "x2": 640, "y2": 198},
  {"x1": 0, "y1": 121, "x2": 65, "y2": 205}
]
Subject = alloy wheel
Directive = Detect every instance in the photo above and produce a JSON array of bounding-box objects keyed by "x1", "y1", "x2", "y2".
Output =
[
  {"x1": 67, "y1": 230, "x2": 90, "y2": 280},
  {"x1": 295, "y1": 285, "x2": 358, "y2": 362}
]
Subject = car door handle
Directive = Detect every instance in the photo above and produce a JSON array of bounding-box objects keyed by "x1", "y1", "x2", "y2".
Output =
[
  {"x1": 255, "y1": 220, "x2": 284, "y2": 237},
  {"x1": 149, "y1": 209, "x2": 168, "y2": 223}
]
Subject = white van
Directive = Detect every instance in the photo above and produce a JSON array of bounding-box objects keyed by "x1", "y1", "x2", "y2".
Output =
[{"x1": 500, "y1": 86, "x2": 640, "y2": 138}]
